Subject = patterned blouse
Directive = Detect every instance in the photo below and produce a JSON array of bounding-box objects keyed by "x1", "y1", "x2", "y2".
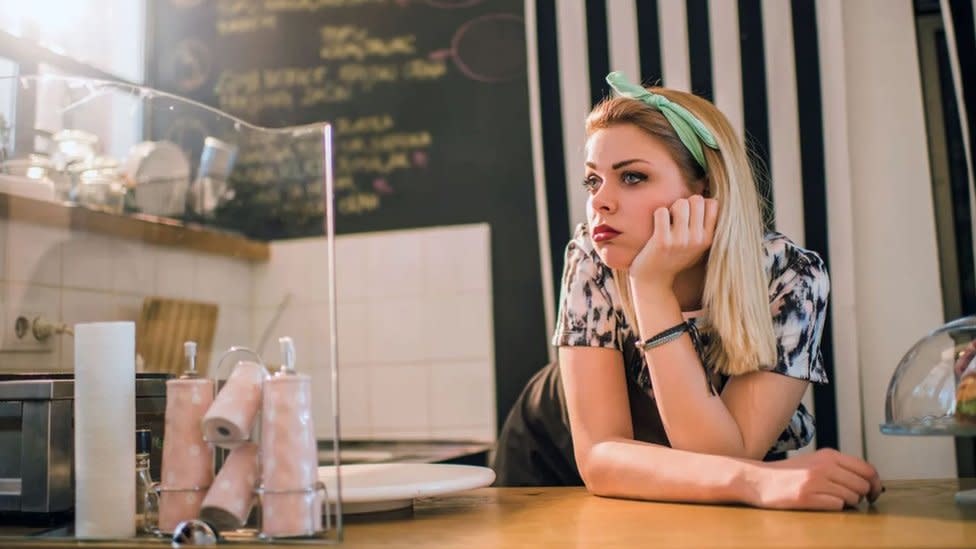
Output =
[{"x1": 551, "y1": 224, "x2": 830, "y2": 453}]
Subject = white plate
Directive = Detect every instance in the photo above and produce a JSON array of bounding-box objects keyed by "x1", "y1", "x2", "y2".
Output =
[
  {"x1": 318, "y1": 463, "x2": 495, "y2": 514},
  {"x1": 125, "y1": 141, "x2": 190, "y2": 182}
]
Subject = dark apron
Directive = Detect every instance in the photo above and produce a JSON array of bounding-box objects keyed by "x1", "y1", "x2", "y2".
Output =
[{"x1": 490, "y1": 361, "x2": 669, "y2": 486}]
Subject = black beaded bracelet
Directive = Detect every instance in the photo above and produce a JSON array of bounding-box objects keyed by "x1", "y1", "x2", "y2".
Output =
[{"x1": 635, "y1": 321, "x2": 690, "y2": 353}]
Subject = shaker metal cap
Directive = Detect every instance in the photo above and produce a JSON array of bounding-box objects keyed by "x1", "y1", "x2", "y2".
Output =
[
  {"x1": 277, "y1": 336, "x2": 297, "y2": 375},
  {"x1": 135, "y1": 428, "x2": 152, "y2": 455},
  {"x1": 180, "y1": 341, "x2": 199, "y2": 379}
]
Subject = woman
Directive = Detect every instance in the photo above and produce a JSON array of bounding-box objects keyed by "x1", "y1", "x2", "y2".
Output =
[{"x1": 491, "y1": 72, "x2": 882, "y2": 511}]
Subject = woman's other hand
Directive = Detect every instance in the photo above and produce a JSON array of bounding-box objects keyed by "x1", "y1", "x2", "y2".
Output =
[
  {"x1": 629, "y1": 195, "x2": 719, "y2": 288},
  {"x1": 748, "y1": 448, "x2": 883, "y2": 511}
]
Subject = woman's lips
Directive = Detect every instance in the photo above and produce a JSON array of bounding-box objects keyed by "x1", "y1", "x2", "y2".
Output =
[{"x1": 591, "y1": 224, "x2": 621, "y2": 242}]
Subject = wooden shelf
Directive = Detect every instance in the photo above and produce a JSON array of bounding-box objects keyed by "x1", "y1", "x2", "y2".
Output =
[{"x1": 0, "y1": 193, "x2": 269, "y2": 262}]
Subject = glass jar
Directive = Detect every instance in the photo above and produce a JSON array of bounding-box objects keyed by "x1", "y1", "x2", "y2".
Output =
[
  {"x1": 0, "y1": 154, "x2": 58, "y2": 201},
  {"x1": 70, "y1": 156, "x2": 128, "y2": 214}
]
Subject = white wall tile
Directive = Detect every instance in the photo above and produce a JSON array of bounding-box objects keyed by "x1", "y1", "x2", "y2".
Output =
[
  {"x1": 367, "y1": 297, "x2": 427, "y2": 363},
  {"x1": 155, "y1": 247, "x2": 196, "y2": 300},
  {"x1": 337, "y1": 301, "x2": 367, "y2": 365},
  {"x1": 194, "y1": 254, "x2": 251, "y2": 307},
  {"x1": 457, "y1": 225, "x2": 491, "y2": 293},
  {"x1": 6, "y1": 221, "x2": 65, "y2": 287},
  {"x1": 115, "y1": 294, "x2": 144, "y2": 323},
  {"x1": 208, "y1": 304, "x2": 252, "y2": 374},
  {"x1": 428, "y1": 361, "x2": 495, "y2": 432},
  {"x1": 310, "y1": 356, "x2": 335, "y2": 440},
  {"x1": 61, "y1": 234, "x2": 118, "y2": 292},
  {"x1": 3, "y1": 282, "x2": 62, "y2": 325},
  {"x1": 335, "y1": 234, "x2": 369, "y2": 301},
  {"x1": 60, "y1": 289, "x2": 124, "y2": 370},
  {"x1": 368, "y1": 364, "x2": 429, "y2": 435},
  {"x1": 455, "y1": 293, "x2": 494, "y2": 358},
  {"x1": 113, "y1": 241, "x2": 155, "y2": 296},
  {"x1": 366, "y1": 231, "x2": 424, "y2": 298},
  {"x1": 253, "y1": 306, "x2": 309, "y2": 365},
  {"x1": 338, "y1": 366, "x2": 371, "y2": 438},
  {"x1": 304, "y1": 303, "x2": 334, "y2": 369},
  {"x1": 251, "y1": 258, "x2": 286, "y2": 310},
  {"x1": 423, "y1": 224, "x2": 491, "y2": 295},
  {"x1": 254, "y1": 238, "x2": 330, "y2": 308},
  {"x1": 424, "y1": 293, "x2": 493, "y2": 361},
  {"x1": 249, "y1": 225, "x2": 498, "y2": 440},
  {"x1": 250, "y1": 307, "x2": 275, "y2": 358},
  {"x1": 290, "y1": 239, "x2": 331, "y2": 303},
  {"x1": 423, "y1": 228, "x2": 463, "y2": 294}
]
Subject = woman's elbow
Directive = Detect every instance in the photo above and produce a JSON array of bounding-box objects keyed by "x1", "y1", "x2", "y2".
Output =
[{"x1": 577, "y1": 443, "x2": 618, "y2": 496}]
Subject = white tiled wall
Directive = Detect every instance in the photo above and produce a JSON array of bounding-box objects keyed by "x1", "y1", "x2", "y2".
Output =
[
  {"x1": 0, "y1": 218, "x2": 497, "y2": 444},
  {"x1": 0, "y1": 218, "x2": 253, "y2": 374},
  {"x1": 252, "y1": 223, "x2": 497, "y2": 443}
]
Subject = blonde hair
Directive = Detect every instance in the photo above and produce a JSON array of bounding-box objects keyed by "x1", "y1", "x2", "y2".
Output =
[{"x1": 586, "y1": 88, "x2": 776, "y2": 376}]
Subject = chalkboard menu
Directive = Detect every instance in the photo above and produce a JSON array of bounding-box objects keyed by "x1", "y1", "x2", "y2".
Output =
[
  {"x1": 148, "y1": 0, "x2": 534, "y2": 239},
  {"x1": 148, "y1": 0, "x2": 549, "y2": 430}
]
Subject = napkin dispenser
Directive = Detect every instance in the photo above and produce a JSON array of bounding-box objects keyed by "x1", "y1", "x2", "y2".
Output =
[{"x1": 0, "y1": 373, "x2": 167, "y2": 518}]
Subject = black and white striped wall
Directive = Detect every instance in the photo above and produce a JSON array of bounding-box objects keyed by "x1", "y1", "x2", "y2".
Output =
[{"x1": 524, "y1": 0, "x2": 976, "y2": 480}]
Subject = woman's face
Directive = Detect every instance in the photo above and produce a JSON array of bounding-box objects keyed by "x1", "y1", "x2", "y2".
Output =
[{"x1": 584, "y1": 123, "x2": 703, "y2": 270}]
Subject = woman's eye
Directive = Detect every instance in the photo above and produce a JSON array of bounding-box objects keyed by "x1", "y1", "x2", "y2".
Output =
[
  {"x1": 582, "y1": 176, "x2": 601, "y2": 191},
  {"x1": 621, "y1": 171, "x2": 647, "y2": 185}
]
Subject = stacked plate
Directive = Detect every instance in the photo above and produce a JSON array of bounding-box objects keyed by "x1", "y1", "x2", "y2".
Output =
[
  {"x1": 317, "y1": 463, "x2": 495, "y2": 514},
  {"x1": 125, "y1": 141, "x2": 191, "y2": 217}
]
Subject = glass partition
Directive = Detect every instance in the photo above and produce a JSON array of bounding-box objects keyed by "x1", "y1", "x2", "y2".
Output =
[{"x1": 0, "y1": 74, "x2": 342, "y2": 542}]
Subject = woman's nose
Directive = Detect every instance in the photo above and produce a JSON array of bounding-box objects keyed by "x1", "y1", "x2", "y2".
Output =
[{"x1": 590, "y1": 182, "x2": 617, "y2": 213}]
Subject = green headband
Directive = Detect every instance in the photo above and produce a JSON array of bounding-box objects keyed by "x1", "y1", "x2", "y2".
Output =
[{"x1": 605, "y1": 71, "x2": 718, "y2": 170}]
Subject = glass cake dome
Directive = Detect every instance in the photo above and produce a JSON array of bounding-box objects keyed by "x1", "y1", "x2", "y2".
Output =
[{"x1": 882, "y1": 315, "x2": 976, "y2": 437}]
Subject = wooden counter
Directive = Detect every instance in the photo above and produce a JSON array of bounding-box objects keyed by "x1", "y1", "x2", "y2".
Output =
[{"x1": 2, "y1": 479, "x2": 974, "y2": 548}]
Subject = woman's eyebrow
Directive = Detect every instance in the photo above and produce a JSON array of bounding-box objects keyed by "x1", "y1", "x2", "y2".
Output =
[
  {"x1": 584, "y1": 159, "x2": 651, "y2": 170},
  {"x1": 612, "y1": 159, "x2": 650, "y2": 169}
]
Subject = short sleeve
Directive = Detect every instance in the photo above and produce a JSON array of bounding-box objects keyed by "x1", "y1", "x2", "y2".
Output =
[
  {"x1": 551, "y1": 226, "x2": 625, "y2": 349},
  {"x1": 765, "y1": 252, "x2": 830, "y2": 384}
]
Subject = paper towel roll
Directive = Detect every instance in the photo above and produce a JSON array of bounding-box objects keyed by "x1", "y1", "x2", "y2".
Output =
[
  {"x1": 74, "y1": 322, "x2": 136, "y2": 539},
  {"x1": 158, "y1": 377, "x2": 214, "y2": 532},
  {"x1": 160, "y1": 378, "x2": 215, "y2": 489},
  {"x1": 260, "y1": 374, "x2": 317, "y2": 490},
  {"x1": 158, "y1": 488, "x2": 207, "y2": 534},
  {"x1": 202, "y1": 361, "x2": 267, "y2": 448},
  {"x1": 200, "y1": 443, "x2": 260, "y2": 530},
  {"x1": 260, "y1": 491, "x2": 322, "y2": 538}
]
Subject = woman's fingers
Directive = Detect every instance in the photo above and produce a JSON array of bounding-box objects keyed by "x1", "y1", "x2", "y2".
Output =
[
  {"x1": 688, "y1": 195, "x2": 705, "y2": 241},
  {"x1": 806, "y1": 493, "x2": 847, "y2": 511},
  {"x1": 831, "y1": 451, "x2": 882, "y2": 500},
  {"x1": 652, "y1": 207, "x2": 671, "y2": 242},
  {"x1": 826, "y1": 467, "x2": 871, "y2": 502},
  {"x1": 669, "y1": 198, "x2": 690, "y2": 245},
  {"x1": 827, "y1": 480, "x2": 863, "y2": 508}
]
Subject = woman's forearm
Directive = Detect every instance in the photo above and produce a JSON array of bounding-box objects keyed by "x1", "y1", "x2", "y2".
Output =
[
  {"x1": 580, "y1": 441, "x2": 884, "y2": 511},
  {"x1": 581, "y1": 438, "x2": 756, "y2": 504},
  {"x1": 633, "y1": 287, "x2": 753, "y2": 457}
]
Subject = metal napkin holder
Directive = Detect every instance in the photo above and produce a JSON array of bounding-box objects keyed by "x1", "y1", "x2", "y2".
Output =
[{"x1": 146, "y1": 343, "x2": 332, "y2": 544}]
